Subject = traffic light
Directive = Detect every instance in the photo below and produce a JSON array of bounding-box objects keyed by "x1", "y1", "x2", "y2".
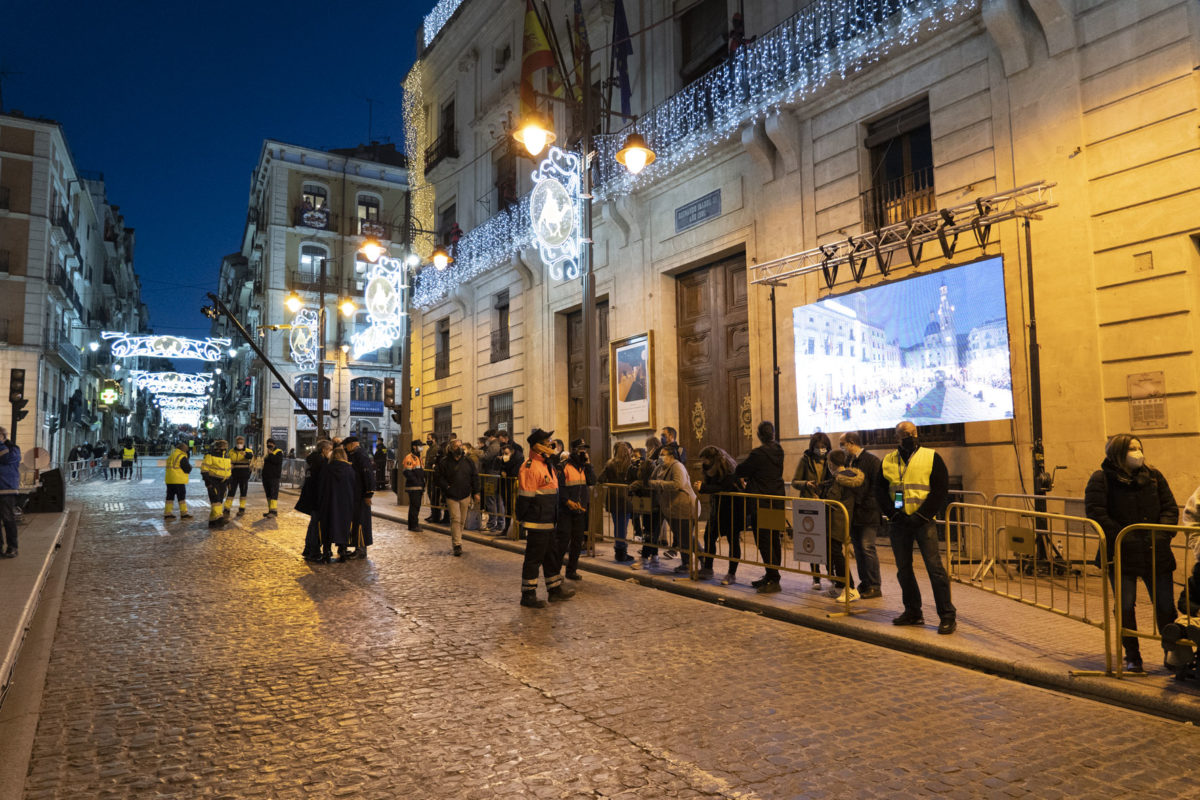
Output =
[
  {"x1": 384, "y1": 377, "x2": 396, "y2": 409},
  {"x1": 391, "y1": 405, "x2": 403, "y2": 425},
  {"x1": 13, "y1": 398, "x2": 28, "y2": 423},
  {"x1": 9, "y1": 368, "x2": 25, "y2": 403}
]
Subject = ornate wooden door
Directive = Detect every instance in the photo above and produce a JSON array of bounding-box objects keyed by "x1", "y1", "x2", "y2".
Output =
[
  {"x1": 566, "y1": 301, "x2": 610, "y2": 456},
  {"x1": 675, "y1": 254, "x2": 751, "y2": 472}
]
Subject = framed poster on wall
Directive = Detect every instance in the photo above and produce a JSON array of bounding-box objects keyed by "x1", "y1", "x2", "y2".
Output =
[{"x1": 609, "y1": 331, "x2": 655, "y2": 433}]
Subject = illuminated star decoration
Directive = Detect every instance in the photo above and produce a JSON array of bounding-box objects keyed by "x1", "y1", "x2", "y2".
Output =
[
  {"x1": 530, "y1": 146, "x2": 582, "y2": 282},
  {"x1": 129, "y1": 371, "x2": 214, "y2": 396},
  {"x1": 102, "y1": 332, "x2": 232, "y2": 361},
  {"x1": 351, "y1": 256, "x2": 409, "y2": 359},
  {"x1": 289, "y1": 308, "x2": 319, "y2": 370}
]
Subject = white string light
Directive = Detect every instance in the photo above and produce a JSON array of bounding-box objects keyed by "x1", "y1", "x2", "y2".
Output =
[
  {"x1": 422, "y1": 0, "x2": 466, "y2": 48},
  {"x1": 289, "y1": 309, "x2": 319, "y2": 370},
  {"x1": 405, "y1": 0, "x2": 971, "y2": 308},
  {"x1": 351, "y1": 256, "x2": 410, "y2": 359},
  {"x1": 102, "y1": 332, "x2": 232, "y2": 361},
  {"x1": 129, "y1": 371, "x2": 213, "y2": 395}
]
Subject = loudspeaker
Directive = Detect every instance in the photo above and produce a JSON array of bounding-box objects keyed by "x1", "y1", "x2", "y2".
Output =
[{"x1": 25, "y1": 468, "x2": 65, "y2": 513}]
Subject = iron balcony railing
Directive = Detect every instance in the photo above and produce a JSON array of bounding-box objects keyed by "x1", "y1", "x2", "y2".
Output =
[
  {"x1": 490, "y1": 328, "x2": 509, "y2": 363},
  {"x1": 860, "y1": 166, "x2": 936, "y2": 230},
  {"x1": 424, "y1": 128, "x2": 459, "y2": 173},
  {"x1": 51, "y1": 207, "x2": 81, "y2": 254},
  {"x1": 46, "y1": 333, "x2": 83, "y2": 374},
  {"x1": 48, "y1": 264, "x2": 85, "y2": 320},
  {"x1": 293, "y1": 205, "x2": 335, "y2": 231}
]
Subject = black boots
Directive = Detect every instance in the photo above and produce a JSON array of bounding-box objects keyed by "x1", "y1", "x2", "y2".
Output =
[{"x1": 520, "y1": 592, "x2": 546, "y2": 608}]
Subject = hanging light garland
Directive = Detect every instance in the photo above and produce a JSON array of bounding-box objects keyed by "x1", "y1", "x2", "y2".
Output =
[
  {"x1": 405, "y1": 0, "x2": 970, "y2": 308},
  {"x1": 422, "y1": 0, "x2": 466, "y2": 48},
  {"x1": 129, "y1": 371, "x2": 213, "y2": 395},
  {"x1": 403, "y1": 62, "x2": 436, "y2": 262},
  {"x1": 101, "y1": 332, "x2": 232, "y2": 361}
]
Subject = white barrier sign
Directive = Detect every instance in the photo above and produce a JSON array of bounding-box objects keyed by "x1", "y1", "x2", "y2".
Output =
[{"x1": 792, "y1": 498, "x2": 828, "y2": 565}]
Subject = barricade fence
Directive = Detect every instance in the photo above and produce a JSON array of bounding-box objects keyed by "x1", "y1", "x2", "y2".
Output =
[
  {"x1": 1111, "y1": 524, "x2": 1200, "y2": 679},
  {"x1": 944, "y1": 501, "x2": 1112, "y2": 673},
  {"x1": 66, "y1": 458, "x2": 142, "y2": 483}
]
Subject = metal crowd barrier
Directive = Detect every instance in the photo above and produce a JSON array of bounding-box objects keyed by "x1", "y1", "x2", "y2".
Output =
[
  {"x1": 945, "y1": 501, "x2": 1111, "y2": 674},
  {"x1": 416, "y1": 469, "x2": 519, "y2": 536},
  {"x1": 280, "y1": 458, "x2": 307, "y2": 489},
  {"x1": 66, "y1": 459, "x2": 109, "y2": 483},
  {"x1": 588, "y1": 483, "x2": 859, "y2": 614},
  {"x1": 1110, "y1": 523, "x2": 1199, "y2": 679}
]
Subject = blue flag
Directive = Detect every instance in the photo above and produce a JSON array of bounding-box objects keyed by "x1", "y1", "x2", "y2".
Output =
[{"x1": 612, "y1": 0, "x2": 633, "y2": 116}]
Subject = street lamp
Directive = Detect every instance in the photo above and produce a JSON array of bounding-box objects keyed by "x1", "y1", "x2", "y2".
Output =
[{"x1": 514, "y1": 49, "x2": 655, "y2": 454}]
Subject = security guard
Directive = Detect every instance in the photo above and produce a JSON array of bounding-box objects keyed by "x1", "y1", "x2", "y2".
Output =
[
  {"x1": 121, "y1": 439, "x2": 137, "y2": 480},
  {"x1": 226, "y1": 436, "x2": 253, "y2": 516},
  {"x1": 163, "y1": 442, "x2": 194, "y2": 519},
  {"x1": 200, "y1": 439, "x2": 232, "y2": 528},
  {"x1": 516, "y1": 428, "x2": 574, "y2": 608},
  {"x1": 878, "y1": 420, "x2": 956, "y2": 634},
  {"x1": 261, "y1": 438, "x2": 284, "y2": 516},
  {"x1": 556, "y1": 437, "x2": 596, "y2": 581}
]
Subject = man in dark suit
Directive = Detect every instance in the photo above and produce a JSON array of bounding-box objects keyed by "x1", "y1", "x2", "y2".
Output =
[{"x1": 342, "y1": 436, "x2": 376, "y2": 559}]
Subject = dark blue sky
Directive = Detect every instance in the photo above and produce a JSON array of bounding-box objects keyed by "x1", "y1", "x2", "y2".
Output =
[{"x1": 4, "y1": 0, "x2": 428, "y2": 337}]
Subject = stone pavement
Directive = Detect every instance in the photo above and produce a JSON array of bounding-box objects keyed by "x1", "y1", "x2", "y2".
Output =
[
  {"x1": 6, "y1": 472, "x2": 1200, "y2": 799},
  {"x1": 389, "y1": 499, "x2": 1200, "y2": 723}
]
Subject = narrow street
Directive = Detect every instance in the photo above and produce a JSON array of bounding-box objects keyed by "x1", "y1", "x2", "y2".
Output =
[{"x1": 14, "y1": 472, "x2": 1200, "y2": 799}]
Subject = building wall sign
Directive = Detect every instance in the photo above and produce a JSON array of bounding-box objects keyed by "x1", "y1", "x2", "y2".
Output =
[
  {"x1": 349, "y1": 399, "x2": 384, "y2": 416},
  {"x1": 674, "y1": 189, "x2": 721, "y2": 234},
  {"x1": 1128, "y1": 371, "x2": 1167, "y2": 430},
  {"x1": 270, "y1": 426, "x2": 289, "y2": 443},
  {"x1": 530, "y1": 146, "x2": 581, "y2": 281}
]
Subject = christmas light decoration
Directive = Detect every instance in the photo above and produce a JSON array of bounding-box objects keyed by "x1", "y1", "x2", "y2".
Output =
[
  {"x1": 593, "y1": 0, "x2": 972, "y2": 197},
  {"x1": 351, "y1": 256, "x2": 410, "y2": 359},
  {"x1": 530, "y1": 146, "x2": 582, "y2": 281},
  {"x1": 422, "y1": 0, "x2": 465, "y2": 48},
  {"x1": 405, "y1": 0, "x2": 970, "y2": 307},
  {"x1": 129, "y1": 371, "x2": 213, "y2": 396},
  {"x1": 289, "y1": 309, "x2": 319, "y2": 370},
  {"x1": 101, "y1": 332, "x2": 232, "y2": 361},
  {"x1": 402, "y1": 63, "x2": 436, "y2": 260}
]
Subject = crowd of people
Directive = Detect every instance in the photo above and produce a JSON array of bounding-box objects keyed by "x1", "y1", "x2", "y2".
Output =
[{"x1": 68, "y1": 439, "x2": 140, "y2": 480}]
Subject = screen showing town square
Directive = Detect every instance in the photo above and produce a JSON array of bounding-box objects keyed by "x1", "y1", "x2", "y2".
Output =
[{"x1": 792, "y1": 256, "x2": 1014, "y2": 433}]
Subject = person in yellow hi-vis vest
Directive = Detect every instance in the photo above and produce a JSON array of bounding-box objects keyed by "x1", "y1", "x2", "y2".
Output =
[
  {"x1": 121, "y1": 439, "x2": 138, "y2": 480},
  {"x1": 201, "y1": 440, "x2": 232, "y2": 529},
  {"x1": 226, "y1": 436, "x2": 253, "y2": 517},
  {"x1": 877, "y1": 421, "x2": 956, "y2": 635},
  {"x1": 163, "y1": 442, "x2": 194, "y2": 519}
]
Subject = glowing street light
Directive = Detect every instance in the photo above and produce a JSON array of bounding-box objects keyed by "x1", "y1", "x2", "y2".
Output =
[
  {"x1": 431, "y1": 246, "x2": 452, "y2": 271},
  {"x1": 338, "y1": 298, "x2": 358, "y2": 318},
  {"x1": 616, "y1": 133, "x2": 656, "y2": 175},
  {"x1": 88, "y1": 341, "x2": 99, "y2": 352},
  {"x1": 513, "y1": 112, "x2": 555, "y2": 158},
  {"x1": 359, "y1": 238, "x2": 386, "y2": 263},
  {"x1": 284, "y1": 292, "x2": 304, "y2": 313}
]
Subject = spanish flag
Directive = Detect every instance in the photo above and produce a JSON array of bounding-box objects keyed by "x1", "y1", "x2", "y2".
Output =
[{"x1": 521, "y1": 0, "x2": 556, "y2": 118}]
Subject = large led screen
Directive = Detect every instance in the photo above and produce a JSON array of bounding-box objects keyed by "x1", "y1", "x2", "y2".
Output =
[{"x1": 793, "y1": 256, "x2": 1014, "y2": 434}]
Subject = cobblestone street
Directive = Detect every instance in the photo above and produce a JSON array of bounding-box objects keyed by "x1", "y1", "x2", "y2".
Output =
[{"x1": 17, "y1": 473, "x2": 1200, "y2": 799}]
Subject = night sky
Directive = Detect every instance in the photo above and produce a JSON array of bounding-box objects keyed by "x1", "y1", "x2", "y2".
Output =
[{"x1": 3, "y1": 0, "x2": 428, "y2": 337}]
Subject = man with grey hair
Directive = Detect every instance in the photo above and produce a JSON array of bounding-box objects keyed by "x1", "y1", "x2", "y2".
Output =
[{"x1": 0, "y1": 426, "x2": 19, "y2": 558}]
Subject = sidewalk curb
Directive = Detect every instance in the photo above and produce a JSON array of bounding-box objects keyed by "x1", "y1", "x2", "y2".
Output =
[{"x1": 371, "y1": 504, "x2": 1200, "y2": 723}]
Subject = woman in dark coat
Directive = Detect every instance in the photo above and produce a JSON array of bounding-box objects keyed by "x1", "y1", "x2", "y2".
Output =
[
  {"x1": 1084, "y1": 433, "x2": 1179, "y2": 672},
  {"x1": 599, "y1": 441, "x2": 637, "y2": 563},
  {"x1": 297, "y1": 440, "x2": 332, "y2": 562},
  {"x1": 695, "y1": 445, "x2": 743, "y2": 584},
  {"x1": 319, "y1": 446, "x2": 358, "y2": 562},
  {"x1": 792, "y1": 431, "x2": 832, "y2": 588}
]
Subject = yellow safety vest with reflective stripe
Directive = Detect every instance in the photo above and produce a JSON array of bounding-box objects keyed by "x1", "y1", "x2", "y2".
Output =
[
  {"x1": 165, "y1": 449, "x2": 189, "y2": 485},
  {"x1": 201, "y1": 454, "x2": 232, "y2": 480},
  {"x1": 881, "y1": 447, "x2": 935, "y2": 516},
  {"x1": 123, "y1": 447, "x2": 136, "y2": 460},
  {"x1": 229, "y1": 448, "x2": 252, "y2": 471}
]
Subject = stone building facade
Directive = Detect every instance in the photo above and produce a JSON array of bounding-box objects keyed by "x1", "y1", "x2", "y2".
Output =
[{"x1": 403, "y1": 0, "x2": 1200, "y2": 499}]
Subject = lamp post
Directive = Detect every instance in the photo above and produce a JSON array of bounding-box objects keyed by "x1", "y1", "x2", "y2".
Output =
[
  {"x1": 285, "y1": 258, "x2": 358, "y2": 442},
  {"x1": 515, "y1": 42, "x2": 653, "y2": 454}
]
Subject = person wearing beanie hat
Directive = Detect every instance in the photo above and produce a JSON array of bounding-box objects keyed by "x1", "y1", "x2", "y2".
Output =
[{"x1": 516, "y1": 429, "x2": 574, "y2": 607}]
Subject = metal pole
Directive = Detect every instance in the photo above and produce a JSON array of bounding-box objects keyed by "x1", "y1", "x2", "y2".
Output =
[
  {"x1": 580, "y1": 42, "x2": 601, "y2": 454},
  {"x1": 1025, "y1": 218, "x2": 1046, "y2": 507},
  {"x1": 204, "y1": 293, "x2": 318, "y2": 427},
  {"x1": 318, "y1": 257, "x2": 327, "y2": 442},
  {"x1": 770, "y1": 285, "x2": 780, "y2": 436}
]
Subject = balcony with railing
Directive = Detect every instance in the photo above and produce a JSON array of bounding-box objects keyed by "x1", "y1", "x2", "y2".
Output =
[
  {"x1": 860, "y1": 167, "x2": 935, "y2": 231},
  {"x1": 293, "y1": 204, "x2": 335, "y2": 231},
  {"x1": 288, "y1": 270, "x2": 365, "y2": 298},
  {"x1": 50, "y1": 207, "x2": 81, "y2": 254},
  {"x1": 358, "y1": 218, "x2": 387, "y2": 238},
  {"x1": 424, "y1": 128, "x2": 459, "y2": 174},
  {"x1": 48, "y1": 263, "x2": 86, "y2": 319},
  {"x1": 45, "y1": 332, "x2": 83, "y2": 375},
  {"x1": 489, "y1": 328, "x2": 509, "y2": 363}
]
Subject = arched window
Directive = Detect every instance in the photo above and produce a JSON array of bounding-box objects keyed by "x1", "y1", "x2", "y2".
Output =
[
  {"x1": 356, "y1": 192, "x2": 382, "y2": 235},
  {"x1": 294, "y1": 374, "x2": 331, "y2": 399},
  {"x1": 350, "y1": 377, "x2": 382, "y2": 402}
]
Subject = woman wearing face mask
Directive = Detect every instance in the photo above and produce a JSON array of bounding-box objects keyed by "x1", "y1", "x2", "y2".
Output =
[
  {"x1": 1085, "y1": 433, "x2": 1180, "y2": 673},
  {"x1": 694, "y1": 445, "x2": 743, "y2": 583},
  {"x1": 792, "y1": 432, "x2": 833, "y2": 588}
]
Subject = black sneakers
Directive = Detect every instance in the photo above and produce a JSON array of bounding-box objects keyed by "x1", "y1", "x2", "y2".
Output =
[{"x1": 892, "y1": 611, "x2": 925, "y2": 626}]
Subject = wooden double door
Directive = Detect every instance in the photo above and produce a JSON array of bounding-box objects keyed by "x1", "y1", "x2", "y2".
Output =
[
  {"x1": 675, "y1": 254, "x2": 753, "y2": 472},
  {"x1": 566, "y1": 301, "x2": 610, "y2": 457}
]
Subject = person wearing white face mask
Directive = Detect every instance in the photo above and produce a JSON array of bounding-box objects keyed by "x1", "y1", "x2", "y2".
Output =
[
  {"x1": 792, "y1": 431, "x2": 833, "y2": 589},
  {"x1": 1085, "y1": 433, "x2": 1180, "y2": 673}
]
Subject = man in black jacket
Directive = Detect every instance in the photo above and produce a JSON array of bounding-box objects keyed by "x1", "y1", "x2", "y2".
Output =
[
  {"x1": 424, "y1": 432, "x2": 445, "y2": 523},
  {"x1": 343, "y1": 436, "x2": 376, "y2": 559},
  {"x1": 261, "y1": 438, "x2": 284, "y2": 517},
  {"x1": 735, "y1": 421, "x2": 786, "y2": 593},
  {"x1": 875, "y1": 421, "x2": 955, "y2": 634},
  {"x1": 839, "y1": 431, "x2": 883, "y2": 598},
  {"x1": 437, "y1": 438, "x2": 480, "y2": 557}
]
